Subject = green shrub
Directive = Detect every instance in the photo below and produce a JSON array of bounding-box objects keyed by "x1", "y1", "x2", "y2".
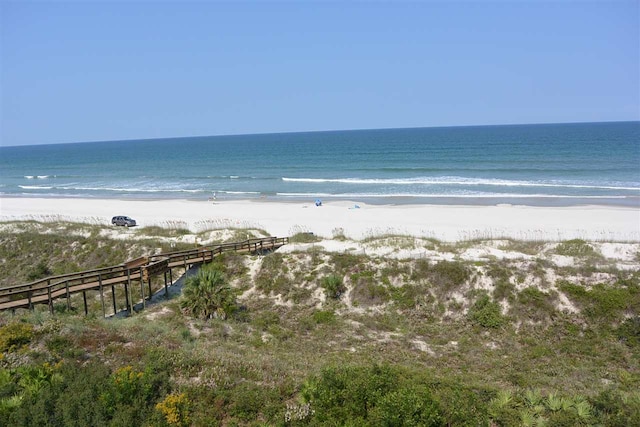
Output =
[
  {"x1": 180, "y1": 265, "x2": 237, "y2": 320},
  {"x1": 557, "y1": 280, "x2": 588, "y2": 299},
  {"x1": 226, "y1": 381, "x2": 281, "y2": 422},
  {"x1": 322, "y1": 274, "x2": 346, "y2": 299},
  {"x1": 45, "y1": 336, "x2": 75, "y2": 357},
  {"x1": 137, "y1": 225, "x2": 190, "y2": 237},
  {"x1": 515, "y1": 287, "x2": 556, "y2": 321},
  {"x1": 5, "y1": 361, "x2": 111, "y2": 426},
  {"x1": 391, "y1": 284, "x2": 421, "y2": 309},
  {"x1": 301, "y1": 364, "x2": 443, "y2": 425},
  {"x1": 255, "y1": 253, "x2": 290, "y2": 294},
  {"x1": 289, "y1": 232, "x2": 320, "y2": 243},
  {"x1": 617, "y1": 316, "x2": 640, "y2": 347},
  {"x1": 253, "y1": 311, "x2": 280, "y2": 331},
  {"x1": 0, "y1": 322, "x2": 34, "y2": 353},
  {"x1": 493, "y1": 279, "x2": 515, "y2": 301},
  {"x1": 558, "y1": 280, "x2": 639, "y2": 321},
  {"x1": 592, "y1": 389, "x2": 640, "y2": 426},
  {"x1": 468, "y1": 294, "x2": 505, "y2": 328},
  {"x1": 352, "y1": 282, "x2": 390, "y2": 307},
  {"x1": 431, "y1": 383, "x2": 491, "y2": 426},
  {"x1": 312, "y1": 310, "x2": 336, "y2": 324},
  {"x1": 368, "y1": 386, "x2": 442, "y2": 426},
  {"x1": 555, "y1": 239, "x2": 596, "y2": 257},
  {"x1": 329, "y1": 253, "x2": 365, "y2": 273},
  {"x1": 413, "y1": 260, "x2": 470, "y2": 292},
  {"x1": 26, "y1": 260, "x2": 52, "y2": 281}
]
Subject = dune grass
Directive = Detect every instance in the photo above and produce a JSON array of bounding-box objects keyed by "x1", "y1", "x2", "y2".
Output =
[{"x1": 0, "y1": 221, "x2": 638, "y2": 425}]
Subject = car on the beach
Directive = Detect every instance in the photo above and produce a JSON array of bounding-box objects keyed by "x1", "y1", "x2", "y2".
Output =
[{"x1": 111, "y1": 216, "x2": 136, "y2": 227}]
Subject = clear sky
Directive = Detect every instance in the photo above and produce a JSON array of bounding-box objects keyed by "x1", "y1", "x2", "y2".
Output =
[{"x1": 1, "y1": 1, "x2": 638, "y2": 146}]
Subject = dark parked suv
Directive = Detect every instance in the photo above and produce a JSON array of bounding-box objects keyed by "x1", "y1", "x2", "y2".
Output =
[{"x1": 111, "y1": 216, "x2": 136, "y2": 227}]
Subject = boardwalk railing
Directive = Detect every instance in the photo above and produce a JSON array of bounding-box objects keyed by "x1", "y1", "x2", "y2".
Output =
[{"x1": 0, "y1": 236, "x2": 288, "y2": 316}]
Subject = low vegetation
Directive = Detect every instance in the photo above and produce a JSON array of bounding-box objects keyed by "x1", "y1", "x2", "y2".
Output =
[{"x1": 0, "y1": 221, "x2": 639, "y2": 425}]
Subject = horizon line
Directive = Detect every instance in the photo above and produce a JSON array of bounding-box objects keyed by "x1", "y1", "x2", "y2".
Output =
[{"x1": 2, "y1": 119, "x2": 638, "y2": 148}]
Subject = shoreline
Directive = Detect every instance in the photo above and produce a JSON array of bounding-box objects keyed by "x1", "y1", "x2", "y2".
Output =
[
  {"x1": 1, "y1": 196, "x2": 639, "y2": 242},
  {"x1": 2, "y1": 193, "x2": 639, "y2": 208}
]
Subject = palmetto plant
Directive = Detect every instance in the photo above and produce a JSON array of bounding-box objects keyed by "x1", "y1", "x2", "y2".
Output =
[
  {"x1": 545, "y1": 392, "x2": 563, "y2": 412},
  {"x1": 180, "y1": 266, "x2": 237, "y2": 320},
  {"x1": 488, "y1": 389, "x2": 515, "y2": 419},
  {"x1": 524, "y1": 388, "x2": 543, "y2": 408}
]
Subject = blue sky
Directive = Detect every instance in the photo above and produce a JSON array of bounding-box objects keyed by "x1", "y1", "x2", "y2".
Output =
[{"x1": 1, "y1": 1, "x2": 638, "y2": 146}]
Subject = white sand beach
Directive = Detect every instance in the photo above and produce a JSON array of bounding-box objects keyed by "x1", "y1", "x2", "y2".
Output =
[{"x1": 0, "y1": 197, "x2": 639, "y2": 242}]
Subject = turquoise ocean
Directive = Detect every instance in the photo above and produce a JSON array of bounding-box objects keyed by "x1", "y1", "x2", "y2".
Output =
[{"x1": 1, "y1": 122, "x2": 638, "y2": 206}]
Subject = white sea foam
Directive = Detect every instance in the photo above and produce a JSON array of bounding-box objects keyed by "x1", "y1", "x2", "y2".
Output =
[
  {"x1": 20, "y1": 184, "x2": 207, "y2": 193},
  {"x1": 276, "y1": 192, "x2": 631, "y2": 199},
  {"x1": 19, "y1": 185, "x2": 54, "y2": 190},
  {"x1": 221, "y1": 191, "x2": 261, "y2": 195},
  {"x1": 281, "y1": 176, "x2": 640, "y2": 191}
]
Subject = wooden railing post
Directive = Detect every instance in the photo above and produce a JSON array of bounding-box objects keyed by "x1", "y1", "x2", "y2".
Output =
[
  {"x1": 125, "y1": 269, "x2": 132, "y2": 313},
  {"x1": 164, "y1": 271, "x2": 168, "y2": 297},
  {"x1": 111, "y1": 284, "x2": 117, "y2": 316},
  {"x1": 47, "y1": 286, "x2": 53, "y2": 314},
  {"x1": 140, "y1": 269, "x2": 145, "y2": 309},
  {"x1": 65, "y1": 280, "x2": 71, "y2": 311},
  {"x1": 99, "y1": 274, "x2": 106, "y2": 318}
]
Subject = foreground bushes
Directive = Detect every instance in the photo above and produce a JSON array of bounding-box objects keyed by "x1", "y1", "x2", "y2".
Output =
[
  {"x1": 1, "y1": 354, "x2": 638, "y2": 425},
  {"x1": 1, "y1": 361, "x2": 171, "y2": 426},
  {"x1": 298, "y1": 364, "x2": 479, "y2": 426}
]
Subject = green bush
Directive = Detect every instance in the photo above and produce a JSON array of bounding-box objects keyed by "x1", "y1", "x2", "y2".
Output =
[
  {"x1": 368, "y1": 386, "x2": 442, "y2": 426},
  {"x1": 300, "y1": 364, "x2": 443, "y2": 425},
  {"x1": 390, "y1": 284, "x2": 421, "y2": 309},
  {"x1": 329, "y1": 253, "x2": 366, "y2": 273},
  {"x1": 558, "y1": 280, "x2": 639, "y2": 321},
  {"x1": 26, "y1": 260, "x2": 52, "y2": 281},
  {"x1": 5, "y1": 361, "x2": 111, "y2": 426},
  {"x1": 253, "y1": 311, "x2": 280, "y2": 331},
  {"x1": 515, "y1": 287, "x2": 556, "y2": 321},
  {"x1": 350, "y1": 271, "x2": 389, "y2": 306},
  {"x1": 180, "y1": 265, "x2": 237, "y2": 320},
  {"x1": 45, "y1": 336, "x2": 75, "y2": 357},
  {"x1": 255, "y1": 253, "x2": 290, "y2": 294},
  {"x1": 289, "y1": 232, "x2": 320, "y2": 243},
  {"x1": 225, "y1": 381, "x2": 281, "y2": 422},
  {"x1": 617, "y1": 316, "x2": 640, "y2": 347},
  {"x1": 413, "y1": 260, "x2": 470, "y2": 292},
  {"x1": 555, "y1": 239, "x2": 596, "y2": 257},
  {"x1": 312, "y1": 310, "x2": 336, "y2": 324},
  {"x1": 431, "y1": 383, "x2": 491, "y2": 426},
  {"x1": 321, "y1": 274, "x2": 346, "y2": 299},
  {"x1": 0, "y1": 322, "x2": 34, "y2": 353},
  {"x1": 592, "y1": 389, "x2": 640, "y2": 426},
  {"x1": 136, "y1": 226, "x2": 191, "y2": 237},
  {"x1": 468, "y1": 294, "x2": 505, "y2": 328}
]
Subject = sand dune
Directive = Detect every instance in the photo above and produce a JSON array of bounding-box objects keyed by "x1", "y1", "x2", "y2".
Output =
[{"x1": 0, "y1": 197, "x2": 638, "y2": 242}]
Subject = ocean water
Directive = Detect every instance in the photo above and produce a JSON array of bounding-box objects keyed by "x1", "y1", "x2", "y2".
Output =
[{"x1": 1, "y1": 122, "x2": 639, "y2": 206}]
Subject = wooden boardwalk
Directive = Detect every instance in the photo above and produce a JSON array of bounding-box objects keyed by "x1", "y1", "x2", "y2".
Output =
[{"x1": 0, "y1": 237, "x2": 288, "y2": 316}]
